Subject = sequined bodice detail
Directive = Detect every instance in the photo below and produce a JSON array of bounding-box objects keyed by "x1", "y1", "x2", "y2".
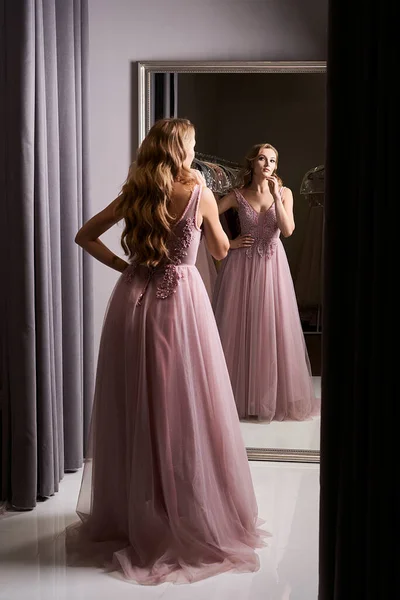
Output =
[
  {"x1": 234, "y1": 188, "x2": 280, "y2": 259},
  {"x1": 123, "y1": 185, "x2": 202, "y2": 304}
]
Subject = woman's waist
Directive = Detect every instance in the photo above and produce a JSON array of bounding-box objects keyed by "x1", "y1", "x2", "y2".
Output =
[
  {"x1": 122, "y1": 261, "x2": 199, "y2": 305},
  {"x1": 128, "y1": 261, "x2": 197, "y2": 275},
  {"x1": 240, "y1": 230, "x2": 280, "y2": 242},
  {"x1": 230, "y1": 236, "x2": 281, "y2": 259},
  {"x1": 124, "y1": 262, "x2": 197, "y2": 286}
]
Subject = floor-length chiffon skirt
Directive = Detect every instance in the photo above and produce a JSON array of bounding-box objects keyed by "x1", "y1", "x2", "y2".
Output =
[
  {"x1": 213, "y1": 241, "x2": 320, "y2": 422},
  {"x1": 67, "y1": 264, "x2": 268, "y2": 585}
]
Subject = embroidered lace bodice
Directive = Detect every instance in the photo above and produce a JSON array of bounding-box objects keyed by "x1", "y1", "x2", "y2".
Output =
[
  {"x1": 233, "y1": 188, "x2": 281, "y2": 259},
  {"x1": 123, "y1": 185, "x2": 202, "y2": 304}
]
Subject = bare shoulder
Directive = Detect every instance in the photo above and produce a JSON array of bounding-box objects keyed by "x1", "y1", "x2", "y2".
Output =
[
  {"x1": 199, "y1": 185, "x2": 217, "y2": 204},
  {"x1": 281, "y1": 186, "x2": 293, "y2": 194},
  {"x1": 219, "y1": 189, "x2": 239, "y2": 208},
  {"x1": 171, "y1": 181, "x2": 193, "y2": 199},
  {"x1": 225, "y1": 189, "x2": 238, "y2": 201},
  {"x1": 281, "y1": 186, "x2": 293, "y2": 202}
]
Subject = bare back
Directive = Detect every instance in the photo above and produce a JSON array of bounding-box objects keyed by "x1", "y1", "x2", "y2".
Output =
[
  {"x1": 170, "y1": 182, "x2": 203, "y2": 229},
  {"x1": 170, "y1": 182, "x2": 229, "y2": 261}
]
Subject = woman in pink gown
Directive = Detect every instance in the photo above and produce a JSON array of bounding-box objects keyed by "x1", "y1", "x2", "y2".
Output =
[
  {"x1": 71, "y1": 119, "x2": 268, "y2": 585},
  {"x1": 212, "y1": 143, "x2": 320, "y2": 422}
]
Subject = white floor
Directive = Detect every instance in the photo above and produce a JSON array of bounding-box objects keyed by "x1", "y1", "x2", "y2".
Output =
[
  {"x1": 240, "y1": 378, "x2": 321, "y2": 451},
  {"x1": 0, "y1": 462, "x2": 319, "y2": 599}
]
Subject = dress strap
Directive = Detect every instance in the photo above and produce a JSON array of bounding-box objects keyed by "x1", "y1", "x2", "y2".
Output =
[
  {"x1": 123, "y1": 185, "x2": 201, "y2": 306},
  {"x1": 176, "y1": 183, "x2": 202, "y2": 230},
  {"x1": 185, "y1": 184, "x2": 202, "y2": 220},
  {"x1": 193, "y1": 184, "x2": 202, "y2": 229},
  {"x1": 173, "y1": 184, "x2": 201, "y2": 226},
  {"x1": 233, "y1": 188, "x2": 245, "y2": 205}
]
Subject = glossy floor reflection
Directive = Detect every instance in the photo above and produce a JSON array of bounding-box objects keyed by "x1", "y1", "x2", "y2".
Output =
[
  {"x1": 0, "y1": 462, "x2": 319, "y2": 600},
  {"x1": 240, "y1": 378, "x2": 321, "y2": 451}
]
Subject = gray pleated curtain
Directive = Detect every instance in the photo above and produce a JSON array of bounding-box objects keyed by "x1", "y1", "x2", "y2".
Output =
[{"x1": 0, "y1": 0, "x2": 93, "y2": 510}]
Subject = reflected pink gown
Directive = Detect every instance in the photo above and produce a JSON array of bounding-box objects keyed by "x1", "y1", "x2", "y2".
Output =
[
  {"x1": 69, "y1": 185, "x2": 268, "y2": 585},
  {"x1": 212, "y1": 188, "x2": 320, "y2": 422}
]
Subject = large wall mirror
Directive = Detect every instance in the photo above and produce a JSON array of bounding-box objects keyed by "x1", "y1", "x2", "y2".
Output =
[{"x1": 138, "y1": 61, "x2": 326, "y2": 462}]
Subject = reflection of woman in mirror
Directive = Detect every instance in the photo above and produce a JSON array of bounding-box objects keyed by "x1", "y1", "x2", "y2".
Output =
[
  {"x1": 71, "y1": 119, "x2": 268, "y2": 584},
  {"x1": 213, "y1": 143, "x2": 320, "y2": 422}
]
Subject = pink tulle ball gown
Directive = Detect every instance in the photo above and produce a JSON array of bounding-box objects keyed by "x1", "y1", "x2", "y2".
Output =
[
  {"x1": 212, "y1": 188, "x2": 320, "y2": 423},
  {"x1": 67, "y1": 184, "x2": 268, "y2": 585}
]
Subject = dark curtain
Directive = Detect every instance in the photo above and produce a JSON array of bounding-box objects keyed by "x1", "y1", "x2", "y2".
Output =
[
  {"x1": 152, "y1": 72, "x2": 178, "y2": 122},
  {"x1": 0, "y1": 0, "x2": 93, "y2": 510},
  {"x1": 319, "y1": 1, "x2": 397, "y2": 598}
]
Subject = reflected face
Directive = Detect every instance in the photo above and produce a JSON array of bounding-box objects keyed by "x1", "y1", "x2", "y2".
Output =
[
  {"x1": 183, "y1": 130, "x2": 196, "y2": 168},
  {"x1": 252, "y1": 148, "x2": 277, "y2": 179}
]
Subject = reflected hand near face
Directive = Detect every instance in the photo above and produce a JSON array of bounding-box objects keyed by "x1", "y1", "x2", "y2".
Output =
[
  {"x1": 230, "y1": 235, "x2": 254, "y2": 250},
  {"x1": 265, "y1": 175, "x2": 280, "y2": 199}
]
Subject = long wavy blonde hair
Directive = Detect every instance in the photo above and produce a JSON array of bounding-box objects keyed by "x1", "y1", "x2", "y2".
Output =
[
  {"x1": 239, "y1": 143, "x2": 283, "y2": 188},
  {"x1": 115, "y1": 118, "x2": 196, "y2": 267}
]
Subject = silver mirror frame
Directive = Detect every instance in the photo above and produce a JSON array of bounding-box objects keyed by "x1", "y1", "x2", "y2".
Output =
[
  {"x1": 138, "y1": 61, "x2": 326, "y2": 145},
  {"x1": 137, "y1": 61, "x2": 326, "y2": 463}
]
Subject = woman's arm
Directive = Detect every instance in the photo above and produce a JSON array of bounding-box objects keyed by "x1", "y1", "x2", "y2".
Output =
[
  {"x1": 216, "y1": 191, "x2": 238, "y2": 215},
  {"x1": 198, "y1": 187, "x2": 230, "y2": 260},
  {"x1": 213, "y1": 190, "x2": 254, "y2": 250},
  {"x1": 75, "y1": 198, "x2": 129, "y2": 273},
  {"x1": 275, "y1": 187, "x2": 295, "y2": 237}
]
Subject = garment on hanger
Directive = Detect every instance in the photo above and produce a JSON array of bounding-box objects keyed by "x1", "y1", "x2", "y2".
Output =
[
  {"x1": 295, "y1": 165, "x2": 325, "y2": 329},
  {"x1": 192, "y1": 153, "x2": 242, "y2": 195},
  {"x1": 300, "y1": 165, "x2": 325, "y2": 200}
]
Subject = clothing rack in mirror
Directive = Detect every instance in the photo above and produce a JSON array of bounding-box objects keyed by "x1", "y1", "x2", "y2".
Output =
[
  {"x1": 300, "y1": 165, "x2": 325, "y2": 206},
  {"x1": 193, "y1": 152, "x2": 242, "y2": 195},
  {"x1": 296, "y1": 164, "x2": 325, "y2": 338},
  {"x1": 195, "y1": 152, "x2": 242, "y2": 169}
]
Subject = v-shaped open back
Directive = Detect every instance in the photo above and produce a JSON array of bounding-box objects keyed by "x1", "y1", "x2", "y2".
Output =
[{"x1": 123, "y1": 184, "x2": 203, "y2": 304}]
